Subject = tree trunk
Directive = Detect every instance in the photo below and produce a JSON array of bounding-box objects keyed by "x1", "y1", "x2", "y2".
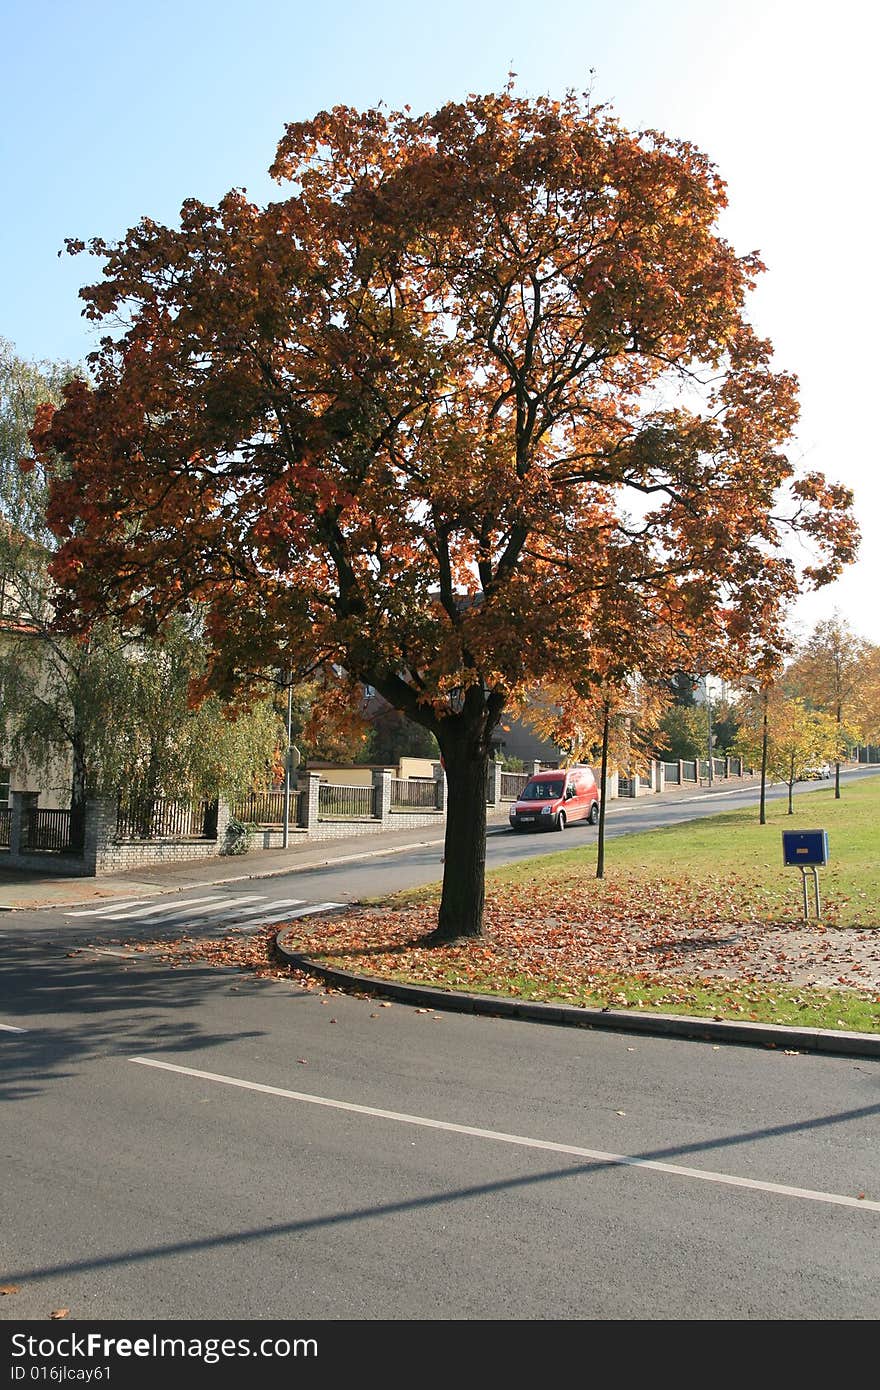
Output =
[
  {"x1": 431, "y1": 717, "x2": 492, "y2": 942},
  {"x1": 596, "y1": 702, "x2": 610, "y2": 879},
  {"x1": 70, "y1": 734, "x2": 88, "y2": 854}
]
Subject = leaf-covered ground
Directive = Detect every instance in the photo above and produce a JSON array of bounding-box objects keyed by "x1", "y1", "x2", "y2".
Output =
[{"x1": 114, "y1": 870, "x2": 880, "y2": 1033}]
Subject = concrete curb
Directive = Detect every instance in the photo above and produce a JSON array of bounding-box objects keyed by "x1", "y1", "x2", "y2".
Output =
[{"x1": 275, "y1": 929, "x2": 880, "y2": 1059}]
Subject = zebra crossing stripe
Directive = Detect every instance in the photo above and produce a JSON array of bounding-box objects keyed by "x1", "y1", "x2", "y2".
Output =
[
  {"x1": 220, "y1": 898, "x2": 306, "y2": 920},
  {"x1": 92, "y1": 894, "x2": 256, "y2": 922},
  {"x1": 276, "y1": 902, "x2": 345, "y2": 919}
]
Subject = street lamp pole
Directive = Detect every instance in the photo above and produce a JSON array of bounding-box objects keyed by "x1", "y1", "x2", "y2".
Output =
[
  {"x1": 282, "y1": 674, "x2": 293, "y2": 849},
  {"x1": 706, "y1": 678, "x2": 714, "y2": 787}
]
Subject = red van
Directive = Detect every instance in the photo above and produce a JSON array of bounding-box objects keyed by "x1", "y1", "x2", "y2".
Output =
[{"x1": 508, "y1": 766, "x2": 600, "y2": 832}]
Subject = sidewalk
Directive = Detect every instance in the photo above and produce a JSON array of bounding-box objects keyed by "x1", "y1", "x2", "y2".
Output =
[{"x1": 0, "y1": 779, "x2": 758, "y2": 912}]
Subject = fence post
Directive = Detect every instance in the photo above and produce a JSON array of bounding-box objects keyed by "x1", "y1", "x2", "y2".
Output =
[
  {"x1": 487, "y1": 760, "x2": 503, "y2": 809},
  {"x1": 85, "y1": 796, "x2": 117, "y2": 875},
  {"x1": 202, "y1": 798, "x2": 219, "y2": 839},
  {"x1": 606, "y1": 768, "x2": 619, "y2": 800},
  {"x1": 214, "y1": 798, "x2": 230, "y2": 850},
  {"x1": 653, "y1": 759, "x2": 665, "y2": 793},
  {"x1": 301, "y1": 773, "x2": 321, "y2": 831},
  {"x1": 432, "y1": 762, "x2": 446, "y2": 814},
  {"x1": 372, "y1": 768, "x2": 392, "y2": 825},
  {"x1": 532, "y1": 759, "x2": 542, "y2": 776},
  {"x1": 9, "y1": 791, "x2": 38, "y2": 856}
]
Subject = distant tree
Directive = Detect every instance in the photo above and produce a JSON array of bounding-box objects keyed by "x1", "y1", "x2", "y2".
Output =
[
  {"x1": 709, "y1": 699, "x2": 741, "y2": 757},
  {"x1": 357, "y1": 697, "x2": 440, "y2": 766},
  {"x1": 2, "y1": 341, "x2": 282, "y2": 825},
  {"x1": 664, "y1": 672, "x2": 699, "y2": 708},
  {"x1": 655, "y1": 705, "x2": 708, "y2": 762},
  {"x1": 736, "y1": 692, "x2": 840, "y2": 814},
  {"x1": 855, "y1": 645, "x2": 880, "y2": 752},
  {"x1": 278, "y1": 672, "x2": 372, "y2": 768},
  {"x1": 1, "y1": 337, "x2": 75, "y2": 539},
  {"x1": 786, "y1": 616, "x2": 869, "y2": 798}
]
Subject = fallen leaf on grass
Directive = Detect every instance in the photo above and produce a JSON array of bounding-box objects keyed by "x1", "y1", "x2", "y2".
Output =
[
  {"x1": 0, "y1": 1284, "x2": 19, "y2": 1295},
  {"x1": 50, "y1": 1309, "x2": 69, "y2": 1319}
]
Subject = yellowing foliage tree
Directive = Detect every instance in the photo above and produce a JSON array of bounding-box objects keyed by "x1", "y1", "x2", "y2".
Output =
[
  {"x1": 735, "y1": 692, "x2": 840, "y2": 813},
  {"x1": 786, "y1": 616, "x2": 869, "y2": 798}
]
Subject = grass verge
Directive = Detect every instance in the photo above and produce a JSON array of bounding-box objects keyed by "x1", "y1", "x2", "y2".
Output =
[{"x1": 280, "y1": 775, "x2": 880, "y2": 1033}]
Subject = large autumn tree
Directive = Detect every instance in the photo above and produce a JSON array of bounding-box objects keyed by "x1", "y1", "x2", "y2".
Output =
[{"x1": 33, "y1": 90, "x2": 857, "y2": 939}]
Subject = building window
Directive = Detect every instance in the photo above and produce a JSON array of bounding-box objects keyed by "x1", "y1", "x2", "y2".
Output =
[{"x1": 0, "y1": 767, "x2": 10, "y2": 810}]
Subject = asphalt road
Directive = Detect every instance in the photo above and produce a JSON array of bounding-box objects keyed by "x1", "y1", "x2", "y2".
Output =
[
  {"x1": 1, "y1": 942, "x2": 878, "y2": 1321},
  {"x1": 1, "y1": 768, "x2": 877, "y2": 1323},
  {"x1": 2, "y1": 768, "x2": 873, "y2": 943}
]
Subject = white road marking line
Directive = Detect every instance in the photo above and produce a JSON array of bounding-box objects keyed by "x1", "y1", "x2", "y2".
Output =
[
  {"x1": 129, "y1": 1057, "x2": 880, "y2": 1215},
  {"x1": 1, "y1": 1023, "x2": 27, "y2": 1032},
  {"x1": 278, "y1": 902, "x2": 344, "y2": 919},
  {"x1": 67, "y1": 900, "x2": 151, "y2": 917}
]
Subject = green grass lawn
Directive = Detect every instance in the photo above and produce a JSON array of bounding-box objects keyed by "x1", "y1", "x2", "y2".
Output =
[
  {"x1": 399, "y1": 775, "x2": 880, "y2": 929},
  {"x1": 336, "y1": 773, "x2": 879, "y2": 1033}
]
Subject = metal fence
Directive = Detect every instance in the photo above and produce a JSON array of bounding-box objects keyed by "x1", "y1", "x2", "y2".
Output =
[
  {"x1": 0, "y1": 807, "x2": 12, "y2": 847},
  {"x1": 681, "y1": 760, "x2": 698, "y2": 781},
  {"x1": 116, "y1": 794, "x2": 217, "y2": 842},
  {"x1": 662, "y1": 762, "x2": 680, "y2": 784},
  {"x1": 318, "y1": 782, "x2": 375, "y2": 818},
  {"x1": 617, "y1": 776, "x2": 636, "y2": 797},
  {"x1": 390, "y1": 777, "x2": 437, "y2": 809},
  {"x1": 500, "y1": 771, "x2": 529, "y2": 800},
  {"x1": 232, "y1": 790, "x2": 287, "y2": 824},
  {"x1": 24, "y1": 808, "x2": 75, "y2": 853}
]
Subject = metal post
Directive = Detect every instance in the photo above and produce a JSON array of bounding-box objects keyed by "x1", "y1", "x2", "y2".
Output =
[
  {"x1": 706, "y1": 677, "x2": 714, "y2": 786},
  {"x1": 812, "y1": 866, "x2": 821, "y2": 919},
  {"x1": 800, "y1": 867, "x2": 809, "y2": 920},
  {"x1": 282, "y1": 675, "x2": 293, "y2": 849}
]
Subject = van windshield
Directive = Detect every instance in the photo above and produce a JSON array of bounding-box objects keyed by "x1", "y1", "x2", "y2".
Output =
[{"x1": 520, "y1": 779, "x2": 564, "y2": 801}]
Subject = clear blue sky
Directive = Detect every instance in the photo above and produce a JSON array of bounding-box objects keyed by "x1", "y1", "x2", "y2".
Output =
[{"x1": 2, "y1": 0, "x2": 877, "y2": 643}]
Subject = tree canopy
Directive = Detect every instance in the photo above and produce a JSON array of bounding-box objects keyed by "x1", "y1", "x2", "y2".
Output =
[{"x1": 32, "y1": 89, "x2": 858, "y2": 938}]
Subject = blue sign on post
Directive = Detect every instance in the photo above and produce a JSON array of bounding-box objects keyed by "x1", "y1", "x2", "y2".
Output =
[
  {"x1": 781, "y1": 830, "x2": 829, "y2": 866},
  {"x1": 781, "y1": 830, "x2": 829, "y2": 919}
]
